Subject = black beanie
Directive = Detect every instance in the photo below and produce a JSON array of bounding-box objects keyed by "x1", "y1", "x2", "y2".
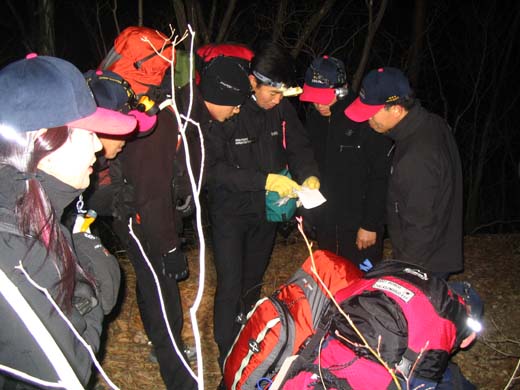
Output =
[{"x1": 200, "y1": 56, "x2": 251, "y2": 106}]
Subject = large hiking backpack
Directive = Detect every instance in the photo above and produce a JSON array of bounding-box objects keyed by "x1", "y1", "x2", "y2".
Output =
[
  {"x1": 100, "y1": 26, "x2": 174, "y2": 95},
  {"x1": 223, "y1": 250, "x2": 362, "y2": 390},
  {"x1": 278, "y1": 261, "x2": 472, "y2": 390}
]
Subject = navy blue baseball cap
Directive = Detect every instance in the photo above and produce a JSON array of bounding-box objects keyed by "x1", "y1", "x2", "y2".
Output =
[
  {"x1": 0, "y1": 54, "x2": 136, "y2": 134},
  {"x1": 300, "y1": 56, "x2": 347, "y2": 105},
  {"x1": 84, "y1": 69, "x2": 156, "y2": 134},
  {"x1": 345, "y1": 67, "x2": 411, "y2": 122}
]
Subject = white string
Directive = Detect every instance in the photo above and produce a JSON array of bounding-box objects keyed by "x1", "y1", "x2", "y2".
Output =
[
  {"x1": 163, "y1": 24, "x2": 207, "y2": 390},
  {"x1": 127, "y1": 218, "x2": 199, "y2": 383},
  {"x1": 140, "y1": 24, "x2": 206, "y2": 390},
  {"x1": 0, "y1": 263, "x2": 120, "y2": 389},
  {"x1": 0, "y1": 364, "x2": 66, "y2": 389}
]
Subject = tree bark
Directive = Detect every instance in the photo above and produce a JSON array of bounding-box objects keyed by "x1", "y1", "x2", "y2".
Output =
[
  {"x1": 172, "y1": 0, "x2": 190, "y2": 50},
  {"x1": 215, "y1": 0, "x2": 238, "y2": 43},
  {"x1": 193, "y1": 0, "x2": 210, "y2": 45},
  {"x1": 272, "y1": 0, "x2": 288, "y2": 44},
  {"x1": 138, "y1": 0, "x2": 143, "y2": 27},
  {"x1": 111, "y1": 0, "x2": 121, "y2": 35},
  {"x1": 351, "y1": 0, "x2": 388, "y2": 93},
  {"x1": 406, "y1": 0, "x2": 427, "y2": 87},
  {"x1": 38, "y1": 0, "x2": 55, "y2": 56}
]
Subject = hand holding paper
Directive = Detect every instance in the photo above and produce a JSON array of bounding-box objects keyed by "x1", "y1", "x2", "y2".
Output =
[{"x1": 296, "y1": 187, "x2": 326, "y2": 209}]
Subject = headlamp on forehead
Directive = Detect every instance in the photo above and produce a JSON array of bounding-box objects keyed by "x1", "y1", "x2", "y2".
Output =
[
  {"x1": 466, "y1": 317, "x2": 483, "y2": 333},
  {"x1": 450, "y1": 281, "x2": 484, "y2": 335},
  {"x1": 252, "y1": 70, "x2": 302, "y2": 97}
]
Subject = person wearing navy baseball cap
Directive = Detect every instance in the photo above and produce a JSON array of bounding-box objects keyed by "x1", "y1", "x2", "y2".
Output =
[
  {"x1": 299, "y1": 56, "x2": 392, "y2": 271},
  {"x1": 300, "y1": 55, "x2": 349, "y2": 109},
  {"x1": 84, "y1": 69, "x2": 158, "y2": 159},
  {"x1": 345, "y1": 67, "x2": 413, "y2": 129},
  {"x1": 346, "y1": 66, "x2": 464, "y2": 278},
  {"x1": 0, "y1": 54, "x2": 136, "y2": 388}
]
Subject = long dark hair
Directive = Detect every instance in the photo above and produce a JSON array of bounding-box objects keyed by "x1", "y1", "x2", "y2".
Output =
[{"x1": 0, "y1": 126, "x2": 90, "y2": 312}]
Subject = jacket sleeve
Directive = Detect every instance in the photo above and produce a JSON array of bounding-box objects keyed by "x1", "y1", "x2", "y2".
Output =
[
  {"x1": 281, "y1": 100, "x2": 320, "y2": 183},
  {"x1": 360, "y1": 128, "x2": 393, "y2": 232},
  {"x1": 206, "y1": 119, "x2": 268, "y2": 192}
]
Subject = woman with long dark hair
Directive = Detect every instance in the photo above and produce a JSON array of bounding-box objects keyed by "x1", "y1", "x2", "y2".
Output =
[{"x1": 0, "y1": 54, "x2": 136, "y2": 389}]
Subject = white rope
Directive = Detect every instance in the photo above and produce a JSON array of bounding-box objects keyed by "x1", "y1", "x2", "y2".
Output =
[
  {"x1": 0, "y1": 266, "x2": 83, "y2": 389},
  {"x1": 127, "y1": 218, "x2": 199, "y2": 383},
  {"x1": 14, "y1": 263, "x2": 119, "y2": 389},
  {"x1": 140, "y1": 23, "x2": 206, "y2": 390}
]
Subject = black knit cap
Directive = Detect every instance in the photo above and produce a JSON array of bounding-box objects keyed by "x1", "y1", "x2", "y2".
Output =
[{"x1": 199, "y1": 56, "x2": 251, "y2": 106}]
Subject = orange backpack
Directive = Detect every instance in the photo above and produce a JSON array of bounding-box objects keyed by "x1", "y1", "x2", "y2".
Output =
[
  {"x1": 223, "y1": 250, "x2": 362, "y2": 390},
  {"x1": 100, "y1": 26, "x2": 174, "y2": 95}
]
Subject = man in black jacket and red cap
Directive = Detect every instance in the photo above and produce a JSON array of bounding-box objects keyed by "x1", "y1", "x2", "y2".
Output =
[
  {"x1": 345, "y1": 67, "x2": 463, "y2": 278},
  {"x1": 300, "y1": 56, "x2": 392, "y2": 271}
]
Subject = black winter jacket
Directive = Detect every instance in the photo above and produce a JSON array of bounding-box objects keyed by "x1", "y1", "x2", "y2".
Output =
[
  {"x1": 206, "y1": 96, "x2": 319, "y2": 217},
  {"x1": 305, "y1": 97, "x2": 392, "y2": 231},
  {"x1": 116, "y1": 86, "x2": 208, "y2": 257},
  {"x1": 385, "y1": 104, "x2": 463, "y2": 273},
  {"x1": 0, "y1": 166, "x2": 104, "y2": 388}
]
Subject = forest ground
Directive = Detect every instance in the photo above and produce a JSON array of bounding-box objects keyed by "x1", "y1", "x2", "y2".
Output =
[{"x1": 94, "y1": 231, "x2": 520, "y2": 390}]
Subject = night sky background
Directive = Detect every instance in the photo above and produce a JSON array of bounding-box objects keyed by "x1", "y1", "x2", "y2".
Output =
[{"x1": 1, "y1": 0, "x2": 519, "y2": 233}]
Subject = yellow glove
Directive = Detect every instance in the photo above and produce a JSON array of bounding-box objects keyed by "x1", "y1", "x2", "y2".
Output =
[
  {"x1": 302, "y1": 176, "x2": 320, "y2": 190},
  {"x1": 265, "y1": 173, "x2": 301, "y2": 198}
]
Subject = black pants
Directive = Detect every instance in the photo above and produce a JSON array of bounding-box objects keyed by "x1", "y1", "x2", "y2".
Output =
[
  {"x1": 210, "y1": 212, "x2": 277, "y2": 368},
  {"x1": 317, "y1": 224, "x2": 383, "y2": 270},
  {"x1": 113, "y1": 219, "x2": 196, "y2": 390}
]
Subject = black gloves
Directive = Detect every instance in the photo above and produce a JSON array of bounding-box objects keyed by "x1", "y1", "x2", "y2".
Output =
[
  {"x1": 162, "y1": 247, "x2": 189, "y2": 281},
  {"x1": 73, "y1": 281, "x2": 99, "y2": 316},
  {"x1": 172, "y1": 169, "x2": 195, "y2": 219}
]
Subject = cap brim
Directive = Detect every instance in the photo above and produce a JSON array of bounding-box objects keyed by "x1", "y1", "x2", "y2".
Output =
[
  {"x1": 67, "y1": 107, "x2": 137, "y2": 135},
  {"x1": 300, "y1": 84, "x2": 335, "y2": 105},
  {"x1": 344, "y1": 97, "x2": 384, "y2": 122},
  {"x1": 128, "y1": 110, "x2": 157, "y2": 135}
]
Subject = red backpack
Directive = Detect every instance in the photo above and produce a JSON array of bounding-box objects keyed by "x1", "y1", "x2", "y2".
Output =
[
  {"x1": 195, "y1": 43, "x2": 254, "y2": 84},
  {"x1": 100, "y1": 26, "x2": 174, "y2": 95},
  {"x1": 223, "y1": 250, "x2": 362, "y2": 390},
  {"x1": 279, "y1": 261, "x2": 470, "y2": 390}
]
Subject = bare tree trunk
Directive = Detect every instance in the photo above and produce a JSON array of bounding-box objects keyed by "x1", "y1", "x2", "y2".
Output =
[
  {"x1": 215, "y1": 0, "x2": 238, "y2": 43},
  {"x1": 272, "y1": 0, "x2": 288, "y2": 44},
  {"x1": 172, "y1": 0, "x2": 190, "y2": 50},
  {"x1": 291, "y1": 0, "x2": 336, "y2": 58},
  {"x1": 96, "y1": 1, "x2": 108, "y2": 56},
  {"x1": 206, "y1": 0, "x2": 218, "y2": 42},
  {"x1": 406, "y1": 0, "x2": 427, "y2": 86},
  {"x1": 193, "y1": 0, "x2": 210, "y2": 45},
  {"x1": 111, "y1": 0, "x2": 121, "y2": 34},
  {"x1": 38, "y1": 0, "x2": 55, "y2": 56},
  {"x1": 351, "y1": 0, "x2": 388, "y2": 93},
  {"x1": 138, "y1": 0, "x2": 143, "y2": 27}
]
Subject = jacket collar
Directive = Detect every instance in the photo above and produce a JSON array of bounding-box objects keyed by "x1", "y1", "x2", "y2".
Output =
[
  {"x1": 0, "y1": 165, "x2": 82, "y2": 221},
  {"x1": 386, "y1": 104, "x2": 424, "y2": 142}
]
